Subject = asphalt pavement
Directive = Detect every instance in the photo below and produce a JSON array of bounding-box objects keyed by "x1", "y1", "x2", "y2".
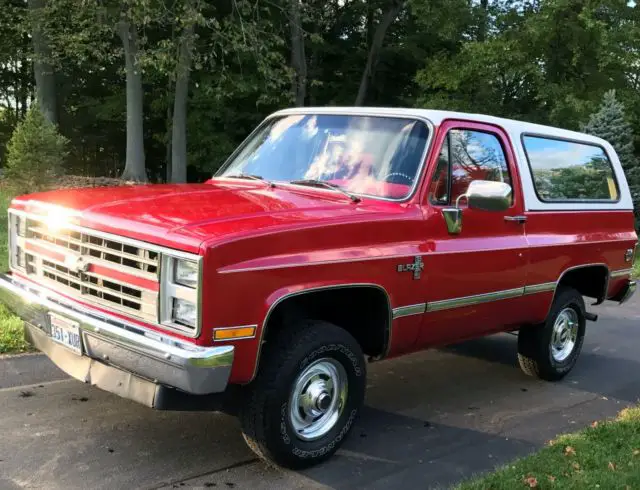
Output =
[{"x1": 1, "y1": 296, "x2": 639, "y2": 489}]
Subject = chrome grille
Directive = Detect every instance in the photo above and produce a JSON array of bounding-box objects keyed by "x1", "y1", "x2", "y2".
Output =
[
  {"x1": 28, "y1": 220, "x2": 159, "y2": 277},
  {"x1": 16, "y1": 216, "x2": 159, "y2": 322}
]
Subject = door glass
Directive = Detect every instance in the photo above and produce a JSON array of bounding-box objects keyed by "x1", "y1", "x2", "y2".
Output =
[{"x1": 430, "y1": 129, "x2": 512, "y2": 205}]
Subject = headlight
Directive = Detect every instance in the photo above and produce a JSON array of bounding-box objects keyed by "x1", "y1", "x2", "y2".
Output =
[
  {"x1": 172, "y1": 298, "x2": 197, "y2": 327},
  {"x1": 174, "y1": 259, "x2": 198, "y2": 288},
  {"x1": 159, "y1": 254, "x2": 201, "y2": 335}
]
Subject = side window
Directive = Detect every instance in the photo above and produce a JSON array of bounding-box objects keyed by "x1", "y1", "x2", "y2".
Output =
[
  {"x1": 522, "y1": 136, "x2": 619, "y2": 202},
  {"x1": 429, "y1": 129, "x2": 512, "y2": 205}
]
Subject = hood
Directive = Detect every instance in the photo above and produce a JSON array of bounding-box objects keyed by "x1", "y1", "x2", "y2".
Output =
[{"x1": 12, "y1": 181, "x2": 395, "y2": 253}]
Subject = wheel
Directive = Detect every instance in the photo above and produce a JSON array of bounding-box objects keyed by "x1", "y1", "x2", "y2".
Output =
[
  {"x1": 517, "y1": 287, "x2": 586, "y2": 381},
  {"x1": 240, "y1": 320, "x2": 366, "y2": 469}
]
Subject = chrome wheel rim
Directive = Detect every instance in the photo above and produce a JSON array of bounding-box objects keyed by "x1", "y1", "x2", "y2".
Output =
[
  {"x1": 288, "y1": 358, "x2": 348, "y2": 441},
  {"x1": 551, "y1": 308, "x2": 579, "y2": 362}
]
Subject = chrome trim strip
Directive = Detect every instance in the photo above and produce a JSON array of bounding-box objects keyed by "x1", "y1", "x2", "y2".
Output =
[
  {"x1": 523, "y1": 282, "x2": 556, "y2": 294},
  {"x1": 392, "y1": 303, "x2": 426, "y2": 319},
  {"x1": 426, "y1": 287, "x2": 525, "y2": 313},
  {"x1": 214, "y1": 109, "x2": 436, "y2": 204},
  {"x1": 253, "y1": 283, "x2": 392, "y2": 381},
  {"x1": 390, "y1": 282, "x2": 560, "y2": 318},
  {"x1": 610, "y1": 268, "x2": 633, "y2": 278}
]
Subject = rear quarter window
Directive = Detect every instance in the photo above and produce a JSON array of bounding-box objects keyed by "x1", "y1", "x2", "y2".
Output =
[{"x1": 522, "y1": 135, "x2": 619, "y2": 202}]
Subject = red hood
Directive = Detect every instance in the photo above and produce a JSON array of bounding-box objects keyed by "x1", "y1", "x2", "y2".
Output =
[{"x1": 12, "y1": 181, "x2": 397, "y2": 253}]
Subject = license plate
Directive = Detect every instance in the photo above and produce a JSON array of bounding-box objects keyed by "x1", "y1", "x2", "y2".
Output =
[{"x1": 49, "y1": 314, "x2": 82, "y2": 355}]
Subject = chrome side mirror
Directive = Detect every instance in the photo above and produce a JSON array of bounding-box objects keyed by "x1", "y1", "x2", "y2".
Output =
[
  {"x1": 441, "y1": 180, "x2": 512, "y2": 235},
  {"x1": 466, "y1": 180, "x2": 512, "y2": 212}
]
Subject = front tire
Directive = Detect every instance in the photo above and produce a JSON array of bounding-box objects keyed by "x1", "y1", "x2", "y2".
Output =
[
  {"x1": 240, "y1": 320, "x2": 366, "y2": 469},
  {"x1": 517, "y1": 287, "x2": 586, "y2": 381}
]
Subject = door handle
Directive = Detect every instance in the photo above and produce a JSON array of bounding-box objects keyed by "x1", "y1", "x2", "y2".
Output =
[{"x1": 504, "y1": 215, "x2": 527, "y2": 224}]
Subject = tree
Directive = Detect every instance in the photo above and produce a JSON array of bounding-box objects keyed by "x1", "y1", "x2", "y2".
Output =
[
  {"x1": 170, "y1": 0, "x2": 201, "y2": 183},
  {"x1": 582, "y1": 90, "x2": 640, "y2": 217},
  {"x1": 28, "y1": 0, "x2": 57, "y2": 125},
  {"x1": 355, "y1": 0, "x2": 405, "y2": 106},
  {"x1": 289, "y1": 0, "x2": 307, "y2": 106},
  {"x1": 4, "y1": 106, "x2": 68, "y2": 193},
  {"x1": 118, "y1": 13, "x2": 146, "y2": 182}
]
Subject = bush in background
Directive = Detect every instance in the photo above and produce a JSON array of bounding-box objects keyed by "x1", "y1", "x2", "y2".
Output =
[{"x1": 3, "y1": 107, "x2": 68, "y2": 195}]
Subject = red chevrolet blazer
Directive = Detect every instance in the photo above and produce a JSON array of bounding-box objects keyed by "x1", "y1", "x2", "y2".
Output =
[{"x1": 0, "y1": 107, "x2": 636, "y2": 468}]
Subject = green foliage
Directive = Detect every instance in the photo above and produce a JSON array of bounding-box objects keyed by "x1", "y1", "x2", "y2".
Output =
[
  {"x1": 3, "y1": 106, "x2": 68, "y2": 194},
  {"x1": 583, "y1": 90, "x2": 640, "y2": 218},
  {"x1": 0, "y1": 0, "x2": 640, "y2": 182},
  {"x1": 0, "y1": 303, "x2": 29, "y2": 354}
]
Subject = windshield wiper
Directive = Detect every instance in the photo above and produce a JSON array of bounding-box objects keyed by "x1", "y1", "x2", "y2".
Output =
[
  {"x1": 288, "y1": 179, "x2": 361, "y2": 203},
  {"x1": 225, "y1": 173, "x2": 275, "y2": 188}
]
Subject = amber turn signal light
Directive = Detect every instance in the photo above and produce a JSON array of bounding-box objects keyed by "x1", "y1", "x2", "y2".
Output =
[{"x1": 213, "y1": 326, "x2": 256, "y2": 341}]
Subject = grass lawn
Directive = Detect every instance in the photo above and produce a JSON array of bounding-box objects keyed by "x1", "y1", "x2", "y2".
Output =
[
  {"x1": 633, "y1": 255, "x2": 639, "y2": 279},
  {"x1": 457, "y1": 406, "x2": 640, "y2": 490},
  {"x1": 0, "y1": 187, "x2": 31, "y2": 354}
]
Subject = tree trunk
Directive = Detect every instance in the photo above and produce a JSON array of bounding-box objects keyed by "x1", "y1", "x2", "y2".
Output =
[
  {"x1": 170, "y1": 20, "x2": 194, "y2": 183},
  {"x1": 478, "y1": 0, "x2": 489, "y2": 42},
  {"x1": 118, "y1": 19, "x2": 147, "y2": 182},
  {"x1": 290, "y1": 0, "x2": 307, "y2": 106},
  {"x1": 165, "y1": 98, "x2": 173, "y2": 183},
  {"x1": 354, "y1": 0, "x2": 404, "y2": 106},
  {"x1": 28, "y1": 0, "x2": 57, "y2": 124}
]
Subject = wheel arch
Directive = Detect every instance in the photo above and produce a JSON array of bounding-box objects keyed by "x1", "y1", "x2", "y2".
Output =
[
  {"x1": 552, "y1": 263, "x2": 610, "y2": 309},
  {"x1": 251, "y1": 283, "x2": 392, "y2": 381}
]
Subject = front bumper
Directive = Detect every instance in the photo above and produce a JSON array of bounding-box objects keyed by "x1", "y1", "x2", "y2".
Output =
[{"x1": 0, "y1": 273, "x2": 234, "y2": 407}]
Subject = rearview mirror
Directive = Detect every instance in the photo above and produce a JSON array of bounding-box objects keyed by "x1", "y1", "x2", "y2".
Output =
[{"x1": 465, "y1": 180, "x2": 512, "y2": 212}]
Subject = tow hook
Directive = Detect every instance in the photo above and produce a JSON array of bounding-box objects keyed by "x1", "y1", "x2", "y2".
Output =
[{"x1": 584, "y1": 312, "x2": 598, "y2": 322}]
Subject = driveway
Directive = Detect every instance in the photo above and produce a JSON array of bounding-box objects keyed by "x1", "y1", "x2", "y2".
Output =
[{"x1": 1, "y1": 296, "x2": 639, "y2": 489}]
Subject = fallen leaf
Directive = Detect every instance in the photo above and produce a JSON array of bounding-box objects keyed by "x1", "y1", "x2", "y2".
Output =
[
  {"x1": 591, "y1": 421, "x2": 599, "y2": 428},
  {"x1": 523, "y1": 476, "x2": 538, "y2": 488},
  {"x1": 564, "y1": 446, "x2": 576, "y2": 456},
  {"x1": 572, "y1": 462, "x2": 580, "y2": 471},
  {"x1": 547, "y1": 475, "x2": 556, "y2": 482},
  {"x1": 608, "y1": 461, "x2": 616, "y2": 471}
]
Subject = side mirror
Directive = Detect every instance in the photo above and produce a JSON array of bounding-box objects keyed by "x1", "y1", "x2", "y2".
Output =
[
  {"x1": 441, "y1": 180, "x2": 512, "y2": 235},
  {"x1": 465, "y1": 180, "x2": 512, "y2": 212}
]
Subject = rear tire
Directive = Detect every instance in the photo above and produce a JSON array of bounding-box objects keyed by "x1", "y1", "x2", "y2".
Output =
[
  {"x1": 240, "y1": 320, "x2": 366, "y2": 469},
  {"x1": 517, "y1": 287, "x2": 586, "y2": 381}
]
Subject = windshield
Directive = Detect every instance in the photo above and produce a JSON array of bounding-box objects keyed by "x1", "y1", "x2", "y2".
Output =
[{"x1": 217, "y1": 114, "x2": 429, "y2": 200}]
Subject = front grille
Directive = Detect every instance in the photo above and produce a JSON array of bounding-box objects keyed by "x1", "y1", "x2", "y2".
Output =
[
  {"x1": 28, "y1": 221, "x2": 159, "y2": 276},
  {"x1": 16, "y1": 216, "x2": 159, "y2": 322}
]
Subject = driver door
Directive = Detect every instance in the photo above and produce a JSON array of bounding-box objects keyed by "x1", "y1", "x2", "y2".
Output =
[{"x1": 417, "y1": 120, "x2": 530, "y2": 347}]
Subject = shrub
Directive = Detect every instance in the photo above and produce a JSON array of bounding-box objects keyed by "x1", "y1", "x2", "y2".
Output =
[{"x1": 2, "y1": 107, "x2": 68, "y2": 194}]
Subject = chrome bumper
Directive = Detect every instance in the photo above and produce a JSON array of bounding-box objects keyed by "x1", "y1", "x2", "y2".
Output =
[{"x1": 0, "y1": 274, "x2": 234, "y2": 406}]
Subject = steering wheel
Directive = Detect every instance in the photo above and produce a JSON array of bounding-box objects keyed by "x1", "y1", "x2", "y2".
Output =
[{"x1": 381, "y1": 172, "x2": 413, "y2": 185}]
